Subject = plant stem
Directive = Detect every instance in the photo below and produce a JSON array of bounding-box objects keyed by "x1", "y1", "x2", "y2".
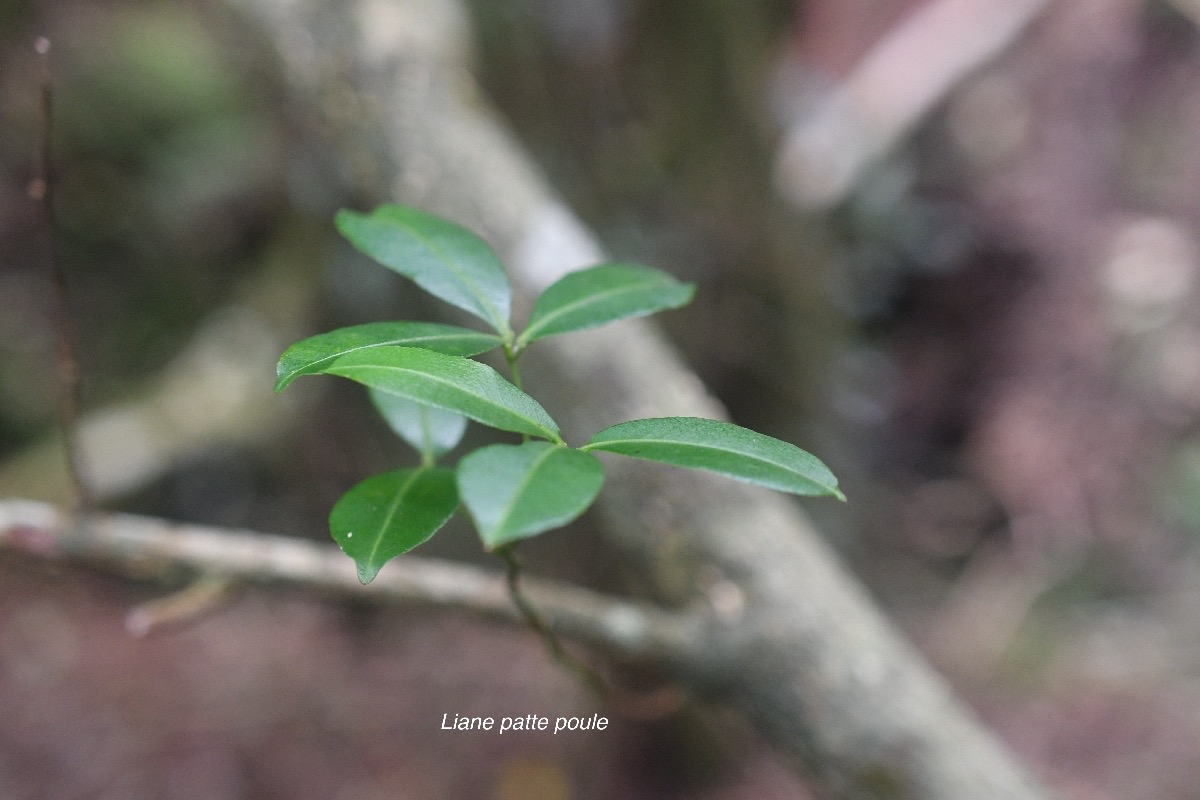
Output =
[
  {"x1": 496, "y1": 544, "x2": 608, "y2": 697},
  {"x1": 417, "y1": 405, "x2": 436, "y2": 467},
  {"x1": 502, "y1": 343, "x2": 533, "y2": 443},
  {"x1": 32, "y1": 37, "x2": 91, "y2": 513},
  {"x1": 502, "y1": 343, "x2": 523, "y2": 391}
]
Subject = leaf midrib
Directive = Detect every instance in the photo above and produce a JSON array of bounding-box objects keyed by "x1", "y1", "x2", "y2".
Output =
[
  {"x1": 366, "y1": 468, "x2": 424, "y2": 570},
  {"x1": 285, "y1": 330, "x2": 496, "y2": 382},
  {"x1": 340, "y1": 361, "x2": 555, "y2": 440},
  {"x1": 521, "y1": 275, "x2": 674, "y2": 344},
  {"x1": 582, "y1": 437, "x2": 837, "y2": 493},
  {"x1": 488, "y1": 445, "x2": 559, "y2": 541},
  {"x1": 401, "y1": 222, "x2": 511, "y2": 336}
]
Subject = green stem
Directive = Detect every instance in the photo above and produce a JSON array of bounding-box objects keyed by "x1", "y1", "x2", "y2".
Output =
[
  {"x1": 417, "y1": 405, "x2": 436, "y2": 467},
  {"x1": 496, "y1": 544, "x2": 608, "y2": 697},
  {"x1": 503, "y1": 343, "x2": 523, "y2": 391},
  {"x1": 502, "y1": 343, "x2": 532, "y2": 443}
]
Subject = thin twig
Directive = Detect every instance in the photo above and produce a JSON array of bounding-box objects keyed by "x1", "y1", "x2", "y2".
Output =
[
  {"x1": 497, "y1": 544, "x2": 611, "y2": 696},
  {"x1": 125, "y1": 576, "x2": 236, "y2": 637},
  {"x1": 493, "y1": 545, "x2": 688, "y2": 718},
  {"x1": 31, "y1": 37, "x2": 91, "y2": 511}
]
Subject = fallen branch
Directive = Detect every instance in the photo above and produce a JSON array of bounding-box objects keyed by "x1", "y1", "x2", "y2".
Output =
[{"x1": 0, "y1": 498, "x2": 705, "y2": 667}]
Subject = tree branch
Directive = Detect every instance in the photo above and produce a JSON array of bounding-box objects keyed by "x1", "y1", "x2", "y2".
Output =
[
  {"x1": 0, "y1": 498, "x2": 705, "y2": 667},
  {"x1": 0, "y1": 284, "x2": 312, "y2": 506},
  {"x1": 774, "y1": 0, "x2": 1051, "y2": 210}
]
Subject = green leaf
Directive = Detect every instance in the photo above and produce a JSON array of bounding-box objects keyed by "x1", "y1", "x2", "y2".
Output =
[
  {"x1": 582, "y1": 417, "x2": 844, "y2": 500},
  {"x1": 369, "y1": 388, "x2": 467, "y2": 460},
  {"x1": 275, "y1": 321, "x2": 501, "y2": 391},
  {"x1": 329, "y1": 467, "x2": 459, "y2": 584},
  {"x1": 517, "y1": 263, "x2": 694, "y2": 347},
  {"x1": 322, "y1": 346, "x2": 561, "y2": 442},
  {"x1": 457, "y1": 442, "x2": 605, "y2": 549},
  {"x1": 336, "y1": 205, "x2": 513, "y2": 336}
]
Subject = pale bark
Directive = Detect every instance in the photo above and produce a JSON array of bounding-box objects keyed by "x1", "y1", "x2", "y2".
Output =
[
  {"x1": 774, "y1": 0, "x2": 1052, "y2": 210},
  {"x1": 0, "y1": 499, "x2": 701, "y2": 664}
]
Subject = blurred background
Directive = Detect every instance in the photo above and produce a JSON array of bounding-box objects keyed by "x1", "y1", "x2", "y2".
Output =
[{"x1": 4, "y1": 0, "x2": 1200, "y2": 797}]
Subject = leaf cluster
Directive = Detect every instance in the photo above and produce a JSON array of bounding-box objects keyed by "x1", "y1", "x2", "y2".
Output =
[{"x1": 277, "y1": 205, "x2": 842, "y2": 583}]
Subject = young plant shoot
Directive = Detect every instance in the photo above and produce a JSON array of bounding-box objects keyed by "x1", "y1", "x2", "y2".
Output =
[{"x1": 276, "y1": 204, "x2": 844, "y2": 585}]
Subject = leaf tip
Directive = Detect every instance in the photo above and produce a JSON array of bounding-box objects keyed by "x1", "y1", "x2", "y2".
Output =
[
  {"x1": 356, "y1": 561, "x2": 381, "y2": 585},
  {"x1": 333, "y1": 206, "x2": 362, "y2": 230}
]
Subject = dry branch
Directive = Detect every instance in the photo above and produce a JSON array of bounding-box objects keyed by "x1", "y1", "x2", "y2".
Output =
[{"x1": 0, "y1": 499, "x2": 703, "y2": 666}]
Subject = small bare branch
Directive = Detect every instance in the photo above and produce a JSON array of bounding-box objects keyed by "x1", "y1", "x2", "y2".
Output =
[
  {"x1": 31, "y1": 36, "x2": 91, "y2": 510},
  {"x1": 125, "y1": 576, "x2": 237, "y2": 637}
]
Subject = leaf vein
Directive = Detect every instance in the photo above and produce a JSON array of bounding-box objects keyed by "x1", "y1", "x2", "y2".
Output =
[
  {"x1": 368, "y1": 468, "x2": 423, "y2": 569},
  {"x1": 403, "y1": 223, "x2": 509, "y2": 335},
  {"x1": 524, "y1": 279, "x2": 661, "y2": 339},
  {"x1": 491, "y1": 445, "x2": 560, "y2": 537}
]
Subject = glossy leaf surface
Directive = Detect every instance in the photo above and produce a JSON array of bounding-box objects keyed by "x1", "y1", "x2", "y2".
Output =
[
  {"x1": 336, "y1": 205, "x2": 513, "y2": 335},
  {"x1": 329, "y1": 467, "x2": 459, "y2": 584},
  {"x1": 583, "y1": 417, "x2": 844, "y2": 499},
  {"x1": 322, "y1": 346, "x2": 560, "y2": 441},
  {"x1": 457, "y1": 442, "x2": 605, "y2": 549},
  {"x1": 275, "y1": 321, "x2": 501, "y2": 391},
  {"x1": 518, "y1": 263, "x2": 694, "y2": 346},
  {"x1": 369, "y1": 388, "x2": 467, "y2": 460}
]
